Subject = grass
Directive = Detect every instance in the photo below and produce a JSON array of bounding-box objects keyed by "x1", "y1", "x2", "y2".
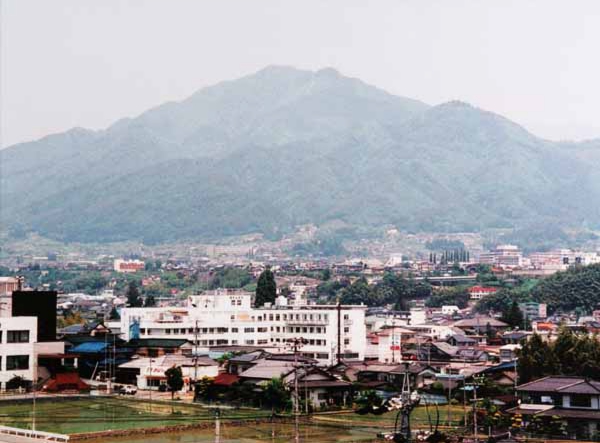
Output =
[
  {"x1": 0, "y1": 397, "x2": 272, "y2": 435},
  {"x1": 313, "y1": 405, "x2": 468, "y2": 428}
]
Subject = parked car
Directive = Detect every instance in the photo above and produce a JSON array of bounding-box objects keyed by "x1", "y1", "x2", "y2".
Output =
[{"x1": 119, "y1": 385, "x2": 137, "y2": 395}]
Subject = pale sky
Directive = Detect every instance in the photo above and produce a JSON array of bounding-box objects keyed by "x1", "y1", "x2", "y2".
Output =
[{"x1": 2, "y1": 0, "x2": 600, "y2": 148}]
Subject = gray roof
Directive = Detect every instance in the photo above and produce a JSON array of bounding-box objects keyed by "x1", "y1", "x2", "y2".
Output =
[
  {"x1": 517, "y1": 376, "x2": 600, "y2": 394},
  {"x1": 238, "y1": 360, "x2": 295, "y2": 380}
]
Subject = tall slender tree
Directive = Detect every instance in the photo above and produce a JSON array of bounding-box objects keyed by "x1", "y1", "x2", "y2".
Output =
[
  {"x1": 255, "y1": 267, "x2": 277, "y2": 307},
  {"x1": 126, "y1": 281, "x2": 143, "y2": 307}
]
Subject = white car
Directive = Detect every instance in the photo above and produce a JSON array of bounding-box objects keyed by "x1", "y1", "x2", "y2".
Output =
[{"x1": 119, "y1": 385, "x2": 137, "y2": 395}]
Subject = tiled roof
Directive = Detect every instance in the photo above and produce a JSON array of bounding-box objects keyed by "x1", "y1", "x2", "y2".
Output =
[{"x1": 517, "y1": 376, "x2": 600, "y2": 394}]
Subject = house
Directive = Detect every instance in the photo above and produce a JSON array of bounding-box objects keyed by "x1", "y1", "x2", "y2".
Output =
[
  {"x1": 509, "y1": 376, "x2": 600, "y2": 440},
  {"x1": 501, "y1": 331, "x2": 529, "y2": 345},
  {"x1": 456, "y1": 348, "x2": 490, "y2": 362},
  {"x1": 499, "y1": 344, "x2": 521, "y2": 362},
  {"x1": 126, "y1": 338, "x2": 194, "y2": 357},
  {"x1": 468, "y1": 286, "x2": 498, "y2": 300},
  {"x1": 117, "y1": 354, "x2": 218, "y2": 390},
  {"x1": 446, "y1": 334, "x2": 478, "y2": 347},
  {"x1": 453, "y1": 317, "x2": 509, "y2": 334},
  {"x1": 283, "y1": 366, "x2": 352, "y2": 410}
]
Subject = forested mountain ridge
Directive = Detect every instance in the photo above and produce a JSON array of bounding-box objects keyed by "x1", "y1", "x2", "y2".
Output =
[{"x1": 2, "y1": 66, "x2": 600, "y2": 243}]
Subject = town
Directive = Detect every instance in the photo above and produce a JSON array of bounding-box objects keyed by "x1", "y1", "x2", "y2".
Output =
[{"x1": 2, "y1": 242, "x2": 600, "y2": 442}]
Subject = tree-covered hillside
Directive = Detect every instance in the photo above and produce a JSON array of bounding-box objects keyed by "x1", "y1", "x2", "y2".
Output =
[
  {"x1": 477, "y1": 263, "x2": 600, "y2": 314},
  {"x1": 3, "y1": 66, "x2": 600, "y2": 243}
]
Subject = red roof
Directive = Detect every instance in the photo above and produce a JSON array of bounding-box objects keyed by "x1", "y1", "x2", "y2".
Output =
[
  {"x1": 213, "y1": 373, "x2": 240, "y2": 386},
  {"x1": 43, "y1": 373, "x2": 90, "y2": 392},
  {"x1": 468, "y1": 286, "x2": 498, "y2": 293}
]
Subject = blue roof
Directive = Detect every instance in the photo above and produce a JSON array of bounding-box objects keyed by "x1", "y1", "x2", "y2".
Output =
[{"x1": 71, "y1": 342, "x2": 109, "y2": 353}]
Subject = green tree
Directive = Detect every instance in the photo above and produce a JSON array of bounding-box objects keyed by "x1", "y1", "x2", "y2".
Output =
[
  {"x1": 108, "y1": 306, "x2": 120, "y2": 320},
  {"x1": 255, "y1": 267, "x2": 277, "y2": 307},
  {"x1": 262, "y1": 377, "x2": 291, "y2": 415},
  {"x1": 126, "y1": 281, "x2": 143, "y2": 307},
  {"x1": 165, "y1": 365, "x2": 184, "y2": 400},
  {"x1": 144, "y1": 294, "x2": 156, "y2": 307},
  {"x1": 517, "y1": 333, "x2": 557, "y2": 383},
  {"x1": 501, "y1": 300, "x2": 524, "y2": 329}
]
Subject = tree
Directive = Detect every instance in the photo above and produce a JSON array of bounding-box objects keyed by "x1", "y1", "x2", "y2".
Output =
[
  {"x1": 144, "y1": 294, "x2": 156, "y2": 307},
  {"x1": 165, "y1": 365, "x2": 184, "y2": 400},
  {"x1": 485, "y1": 322, "x2": 495, "y2": 341},
  {"x1": 262, "y1": 377, "x2": 291, "y2": 414},
  {"x1": 501, "y1": 300, "x2": 524, "y2": 329},
  {"x1": 126, "y1": 281, "x2": 143, "y2": 307},
  {"x1": 109, "y1": 306, "x2": 120, "y2": 320},
  {"x1": 255, "y1": 267, "x2": 277, "y2": 307}
]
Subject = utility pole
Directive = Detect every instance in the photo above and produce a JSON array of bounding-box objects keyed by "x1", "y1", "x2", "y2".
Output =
[
  {"x1": 447, "y1": 370, "x2": 452, "y2": 427},
  {"x1": 336, "y1": 298, "x2": 342, "y2": 364},
  {"x1": 32, "y1": 353, "x2": 37, "y2": 431},
  {"x1": 194, "y1": 319, "x2": 199, "y2": 382},
  {"x1": 289, "y1": 337, "x2": 307, "y2": 443},
  {"x1": 473, "y1": 383, "x2": 478, "y2": 443},
  {"x1": 214, "y1": 407, "x2": 221, "y2": 443}
]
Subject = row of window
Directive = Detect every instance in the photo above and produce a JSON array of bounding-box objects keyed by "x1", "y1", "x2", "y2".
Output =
[
  {"x1": 229, "y1": 313, "x2": 332, "y2": 322},
  {"x1": 0, "y1": 355, "x2": 30, "y2": 370},
  {"x1": 0, "y1": 331, "x2": 30, "y2": 344}
]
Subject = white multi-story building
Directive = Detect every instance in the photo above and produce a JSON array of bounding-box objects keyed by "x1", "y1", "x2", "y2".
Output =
[
  {"x1": 0, "y1": 316, "x2": 66, "y2": 391},
  {"x1": 479, "y1": 244, "x2": 523, "y2": 268},
  {"x1": 0, "y1": 317, "x2": 38, "y2": 390},
  {"x1": 119, "y1": 289, "x2": 367, "y2": 365}
]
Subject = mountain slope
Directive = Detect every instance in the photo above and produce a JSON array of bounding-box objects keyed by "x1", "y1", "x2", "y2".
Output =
[{"x1": 2, "y1": 66, "x2": 599, "y2": 243}]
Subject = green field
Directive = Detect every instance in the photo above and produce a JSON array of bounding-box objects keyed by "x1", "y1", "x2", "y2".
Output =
[
  {"x1": 0, "y1": 397, "x2": 272, "y2": 435},
  {"x1": 313, "y1": 405, "x2": 468, "y2": 428}
]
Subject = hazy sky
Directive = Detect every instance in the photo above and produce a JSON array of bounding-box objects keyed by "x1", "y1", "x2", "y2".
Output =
[{"x1": 2, "y1": 0, "x2": 600, "y2": 147}]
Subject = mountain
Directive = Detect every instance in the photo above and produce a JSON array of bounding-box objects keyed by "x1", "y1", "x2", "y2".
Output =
[{"x1": 2, "y1": 66, "x2": 600, "y2": 244}]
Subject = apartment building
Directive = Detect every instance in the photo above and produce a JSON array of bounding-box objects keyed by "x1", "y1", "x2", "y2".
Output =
[
  {"x1": 479, "y1": 244, "x2": 523, "y2": 268},
  {"x1": 119, "y1": 289, "x2": 367, "y2": 365}
]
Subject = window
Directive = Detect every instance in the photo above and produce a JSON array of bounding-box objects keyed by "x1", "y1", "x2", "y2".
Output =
[
  {"x1": 257, "y1": 327, "x2": 268, "y2": 333},
  {"x1": 276, "y1": 315, "x2": 280, "y2": 321},
  {"x1": 571, "y1": 394, "x2": 592, "y2": 408},
  {"x1": 231, "y1": 315, "x2": 236, "y2": 321},
  {"x1": 7, "y1": 331, "x2": 30, "y2": 343},
  {"x1": 6, "y1": 355, "x2": 29, "y2": 370},
  {"x1": 231, "y1": 299, "x2": 236, "y2": 306},
  {"x1": 344, "y1": 314, "x2": 349, "y2": 320},
  {"x1": 344, "y1": 338, "x2": 350, "y2": 345},
  {"x1": 344, "y1": 327, "x2": 349, "y2": 333},
  {"x1": 316, "y1": 353, "x2": 329, "y2": 359},
  {"x1": 244, "y1": 327, "x2": 255, "y2": 333},
  {"x1": 231, "y1": 328, "x2": 238, "y2": 333},
  {"x1": 245, "y1": 340, "x2": 255, "y2": 345},
  {"x1": 237, "y1": 300, "x2": 242, "y2": 306}
]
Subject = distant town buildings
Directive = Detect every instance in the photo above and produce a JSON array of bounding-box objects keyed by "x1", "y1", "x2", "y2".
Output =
[{"x1": 113, "y1": 259, "x2": 145, "y2": 273}]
